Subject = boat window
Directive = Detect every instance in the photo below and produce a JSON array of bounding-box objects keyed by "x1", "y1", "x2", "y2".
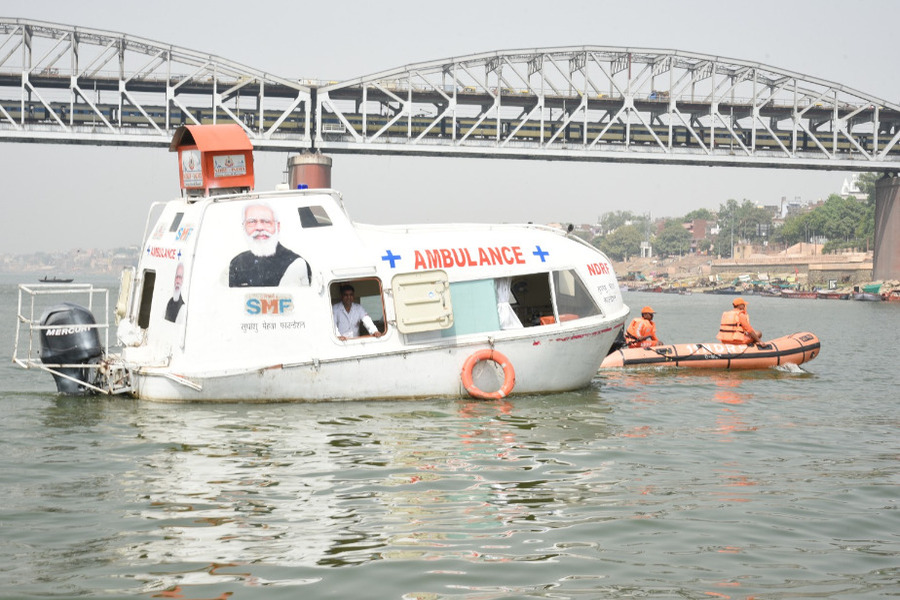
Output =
[
  {"x1": 506, "y1": 270, "x2": 602, "y2": 327},
  {"x1": 298, "y1": 205, "x2": 332, "y2": 228},
  {"x1": 551, "y1": 269, "x2": 602, "y2": 320},
  {"x1": 397, "y1": 271, "x2": 598, "y2": 341},
  {"x1": 441, "y1": 274, "x2": 549, "y2": 336},
  {"x1": 495, "y1": 278, "x2": 524, "y2": 329},
  {"x1": 329, "y1": 277, "x2": 386, "y2": 340},
  {"x1": 440, "y1": 280, "x2": 501, "y2": 337},
  {"x1": 168, "y1": 212, "x2": 184, "y2": 232},
  {"x1": 508, "y1": 273, "x2": 554, "y2": 327},
  {"x1": 137, "y1": 270, "x2": 156, "y2": 329}
]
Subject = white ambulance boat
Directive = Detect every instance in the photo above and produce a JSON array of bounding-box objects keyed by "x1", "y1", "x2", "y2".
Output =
[{"x1": 14, "y1": 125, "x2": 628, "y2": 402}]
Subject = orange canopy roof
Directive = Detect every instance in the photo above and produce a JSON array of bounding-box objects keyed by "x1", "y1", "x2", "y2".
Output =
[{"x1": 169, "y1": 124, "x2": 252, "y2": 152}]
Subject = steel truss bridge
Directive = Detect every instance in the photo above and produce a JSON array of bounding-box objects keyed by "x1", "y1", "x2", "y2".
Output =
[{"x1": 3, "y1": 17, "x2": 900, "y2": 173}]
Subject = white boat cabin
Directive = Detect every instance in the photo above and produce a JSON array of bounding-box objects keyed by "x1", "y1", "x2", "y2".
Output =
[{"x1": 21, "y1": 125, "x2": 629, "y2": 402}]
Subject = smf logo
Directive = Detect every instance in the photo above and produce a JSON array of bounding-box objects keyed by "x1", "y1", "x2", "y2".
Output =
[
  {"x1": 245, "y1": 294, "x2": 294, "y2": 315},
  {"x1": 175, "y1": 226, "x2": 194, "y2": 242}
]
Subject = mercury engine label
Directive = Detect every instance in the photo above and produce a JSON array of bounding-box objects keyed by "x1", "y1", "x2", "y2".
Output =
[{"x1": 45, "y1": 326, "x2": 90, "y2": 336}]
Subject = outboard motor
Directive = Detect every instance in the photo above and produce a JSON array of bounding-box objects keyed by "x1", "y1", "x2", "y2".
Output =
[{"x1": 39, "y1": 302, "x2": 103, "y2": 395}]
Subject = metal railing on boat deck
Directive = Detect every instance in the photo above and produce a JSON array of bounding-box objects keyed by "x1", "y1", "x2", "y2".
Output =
[{"x1": 13, "y1": 283, "x2": 132, "y2": 395}]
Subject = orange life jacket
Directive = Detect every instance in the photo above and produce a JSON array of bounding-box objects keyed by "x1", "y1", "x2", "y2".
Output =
[
  {"x1": 717, "y1": 309, "x2": 751, "y2": 344},
  {"x1": 626, "y1": 317, "x2": 657, "y2": 348}
]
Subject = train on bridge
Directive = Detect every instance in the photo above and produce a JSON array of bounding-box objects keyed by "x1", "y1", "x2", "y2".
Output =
[{"x1": 1, "y1": 99, "x2": 895, "y2": 156}]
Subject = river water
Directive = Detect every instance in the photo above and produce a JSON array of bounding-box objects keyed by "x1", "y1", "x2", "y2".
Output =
[{"x1": 1, "y1": 277, "x2": 898, "y2": 599}]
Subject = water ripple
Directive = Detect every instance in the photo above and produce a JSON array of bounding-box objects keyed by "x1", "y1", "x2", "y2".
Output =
[{"x1": 1, "y1": 289, "x2": 899, "y2": 598}]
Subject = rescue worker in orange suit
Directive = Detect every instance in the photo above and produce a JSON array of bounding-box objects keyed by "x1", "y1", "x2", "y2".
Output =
[
  {"x1": 625, "y1": 306, "x2": 661, "y2": 348},
  {"x1": 717, "y1": 297, "x2": 763, "y2": 345}
]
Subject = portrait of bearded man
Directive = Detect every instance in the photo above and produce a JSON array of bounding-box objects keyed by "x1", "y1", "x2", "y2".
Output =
[
  {"x1": 228, "y1": 202, "x2": 310, "y2": 287},
  {"x1": 164, "y1": 262, "x2": 186, "y2": 322}
]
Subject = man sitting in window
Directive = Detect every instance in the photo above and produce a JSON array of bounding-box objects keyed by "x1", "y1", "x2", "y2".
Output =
[{"x1": 333, "y1": 284, "x2": 383, "y2": 340}]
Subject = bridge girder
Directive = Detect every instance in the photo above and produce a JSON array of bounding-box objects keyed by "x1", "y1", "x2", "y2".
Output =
[
  {"x1": 0, "y1": 17, "x2": 313, "y2": 149},
  {"x1": 320, "y1": 47, "x2": 900, "y2": 171},
  {"x1": 3, "y1": 18, "x2": 900, "y2": 172}
]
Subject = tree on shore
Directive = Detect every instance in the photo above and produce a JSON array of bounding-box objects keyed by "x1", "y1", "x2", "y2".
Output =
[
  {"x1": 683, "y1": 208, "x2": 715, "y2": 223},
  {"x1": 654, "y1": 220, "x2": 693, "y2": 257},
  {"x1": 596, "y1": 211, "x2": 649, "y2": 236},
  {"x1": 853, "y1": 172, "x2": 878, "y2": 251},
  {"x1": 774, "y1": 193, "x2": 873, "y2": 252},
  {"x1": 713, "y1": 199, "x2": 773, "y2": 257},
  {"x1": 592, "y1": 172, "x2": 878, "y2": 260},
  {"x1": 595, "y1": 223, "x2": 644, "y2": 261}
]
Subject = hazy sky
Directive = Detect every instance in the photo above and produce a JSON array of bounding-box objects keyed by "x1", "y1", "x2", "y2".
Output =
[{"x1": 2, "y1": 0, "x2": 898, "y2": 254}]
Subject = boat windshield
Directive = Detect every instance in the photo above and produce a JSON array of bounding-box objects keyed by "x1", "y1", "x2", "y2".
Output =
[
  {"x1": 447, "y1": 269, "x2": 602, "y2": 334},
  {"x1": 552, "y1": 268, "x2": 603, "y2": 320},
  {"x1": 399, "y1": 269, "x2": 605, "y2": 343}
]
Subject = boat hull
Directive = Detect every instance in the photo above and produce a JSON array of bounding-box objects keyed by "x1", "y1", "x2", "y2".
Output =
[
  {"x1": 132, "y1": 320, "x2": 625, "y2": 402},
  {"x1": 816, "y1": 291, "x2": 849, "y2": 300},
  {"x1": 853, "y1": 292, "x2": 882, "y2": 302},
  {"x1": 599, "y1": 331, "x2": 820, "y2": 370},
  {"x1": 780, "y1": 290, "x2": 817, "y2": 299}
]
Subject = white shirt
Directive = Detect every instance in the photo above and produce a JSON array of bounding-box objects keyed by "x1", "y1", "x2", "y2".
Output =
[{"x1": 333, "y1": 302, "x2": 377, "y2": 338}]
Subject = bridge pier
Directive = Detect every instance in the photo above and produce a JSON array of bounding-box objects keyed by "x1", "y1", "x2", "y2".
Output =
[
  {"x1": 874, "y1": 175, "x2": 900, "y2": 280},
  {"x1": 288, "y1": 153, "x2": 332, "y2": 190}
]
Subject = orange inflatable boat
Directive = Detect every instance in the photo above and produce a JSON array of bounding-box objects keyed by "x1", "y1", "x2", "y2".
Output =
[{"x1": 600, "y1": 331, "x2": 820, "y2": 369}]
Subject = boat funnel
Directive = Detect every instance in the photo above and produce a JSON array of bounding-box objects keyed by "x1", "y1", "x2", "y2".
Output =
[{"x1": 288, "y1": 153, "x2": 332, "y2": 189}]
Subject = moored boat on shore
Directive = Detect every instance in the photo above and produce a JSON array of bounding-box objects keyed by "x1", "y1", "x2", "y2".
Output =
[
  {"x1": 704, "y1": 285, "x2": 738, "y2": 295},
  {"x1": 780, "y1": 289, "x2": 818, "y2": 299},
  {"x1": 661, "y1": 286, "x2": 692, "y2": 295},
  {"x1": 816, "y1": 290, "x2": 850, "y2": 300}
]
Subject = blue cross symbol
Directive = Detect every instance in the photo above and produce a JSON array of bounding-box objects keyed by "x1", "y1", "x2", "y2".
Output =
[
  {"x1": 533, "y1": 245, "x2": 550, "y2": 262},
  {"x1": 381, "y1": 249, "x2": 402, "y2": 268}
]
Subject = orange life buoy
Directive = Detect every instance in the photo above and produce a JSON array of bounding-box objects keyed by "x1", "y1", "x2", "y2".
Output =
[{"x1": 461, "y1": 349, "x2": 516, "y2": 400}]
